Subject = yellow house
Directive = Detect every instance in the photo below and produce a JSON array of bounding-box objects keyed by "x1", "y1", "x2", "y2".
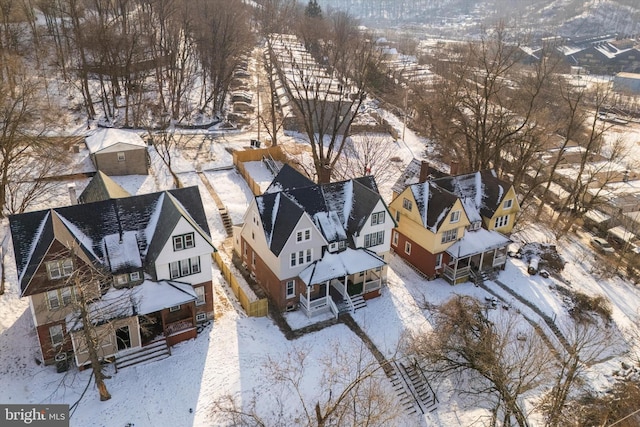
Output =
[{"x1": 390, "y1": 167, "x2": 518, "y2": 284}]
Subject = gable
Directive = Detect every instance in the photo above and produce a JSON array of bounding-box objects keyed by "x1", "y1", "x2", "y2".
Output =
[{"x1": 9, "y1": 186, "x2": 212, "y2": 296}]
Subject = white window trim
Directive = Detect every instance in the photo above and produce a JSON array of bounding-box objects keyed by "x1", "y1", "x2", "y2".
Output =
[
  {"x1": 130, "y1": 271, "x2": 141, "y2": 281},
  {"x1": 173, "y1": 233, "x2": 195, "y2": 251},
  {"x1": 435, "y1": 253, "x2": 443, "y2": 268},
  {"x1": 371, "y1": 211, "x2": 385, "y2": 225},
  {"x1": 195, "y1": 286, "x2": 206, "y2": 306},
  {"x1": 503, "y1": 199, "x2": 513, "y2": 209},
  {"x1": 405, "y1": 241, "x2": 412, "y2": 255},
  {"x1": 117, "y1": 151, "x2": 126, "y2": 162},
  {"x1": 286, "y1": 280, "x2": 296, "y2": 298},
  {"x1": 450, "y1": 210, "x2": 460, "y2": 223},
  {"x1": 169, "y1": 256, "x2": 201, "y2": 279},
  {"x1": 392, "y1": 231, "x2": 399, "y2": 247},
  {"x1": 441, "y1": 228, "x2": 458, "y2": 244},
  {"x1": 494, "y1": 215, "x2": 510, "y2": 228},
  {"x1": 402, "y1": 198, "x2": 413, "y2": 211},
  {"x1": 169, "y1": 305, "x2": 181, "y2": 312},
  {"x1": 49, "y1": 324, "x2": 63, "y2": 347},
  {"x1": 296, "y1": 228, "x2": 312, "y2": 243}
]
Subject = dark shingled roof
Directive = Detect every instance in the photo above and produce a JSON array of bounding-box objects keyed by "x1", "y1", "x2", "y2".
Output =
[
  {"x1": 391, "y1": 158, "x2": 448, "y2": 195},
  {"x1": 409, "y1": 181, "x2": 459, "y2": 232},
  {"x1": 432, "y1": 170, "x2": 512, "y2": 220},
  {"x1": 265, "y1": 164, "x2": 315, "y2": 194},
  {"x1": 9, "y1": 186, "x2": 212, "y2": 296},
  {"x1": 256, "y1": 175, "x2": 387, "y2": 256}
]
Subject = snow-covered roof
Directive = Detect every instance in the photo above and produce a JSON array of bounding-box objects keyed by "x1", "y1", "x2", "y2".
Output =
[
  {"x1": 445, "y1": 228, "x2": 511, "y2": 258},
  {"x1": 9, "y1": 186, "x2": 212, "y2": 296},
  {"x1": 103, "y1": 231, "x2": 142, "y2": 272},
  {"x1": 607, "y1": 225, "x2": 637, "y2": 243},
  {"x1": 298, "y1": 248, "x2": 385, "y2": 286},
  {"x1": 584, "y1": 210, "x2": 611, "y2": 224},
  {"x1": 256, "y1": 165, "x2": 383, "y2": 255},
  {"x1": 85, "y1": 128, "x2": 146, "y2": 154},
  {"x1": 134, "y1": 280, "x2": 198, "y2": 315}
]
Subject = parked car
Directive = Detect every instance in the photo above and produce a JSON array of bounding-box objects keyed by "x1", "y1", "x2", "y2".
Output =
[{"x1": 590, "y1": 237, "x2": 615, "y2": 254}]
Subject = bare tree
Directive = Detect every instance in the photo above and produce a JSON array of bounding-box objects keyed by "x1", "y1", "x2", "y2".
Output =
[
  {"x1": 409, "y1": 295, "x2": 555, "y2": 427},
  {"x1": 212, "y1": 340, "x2": 403, "y2": 426},
  {"x1": 542, "y1": 319, "x2": 623, "y2": 426},
  {"x1": 270, "y1": 13, "x2": 378, "y2": 183},
  {"x1": 0, "y1": 60, "x2": 55, "y2": 218},
  {"x1": 333, "y1": 133, "x2": 403, "y2": 185},
  {"x1": 416, "y1": 24, "x2": 558, "y2": 177}
]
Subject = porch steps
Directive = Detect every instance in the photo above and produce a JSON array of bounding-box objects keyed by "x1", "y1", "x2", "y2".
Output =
[
  {"x1": 351, "y1": 295, "x2": 367, "y2": 311},
  {"x1": 115, "y1": 340, "x2": 170, "y2": 370},
  {"x1": 389, "y1": 359, "x2": 438, "y2": 416}
]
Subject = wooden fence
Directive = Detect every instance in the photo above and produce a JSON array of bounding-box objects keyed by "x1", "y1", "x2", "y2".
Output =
[
  {"x1": 213, "y1": 252, "x2": 268, "y2": 317},
  {"x1": 233, "y1": 146, "x2": 289, "y2": 196}
]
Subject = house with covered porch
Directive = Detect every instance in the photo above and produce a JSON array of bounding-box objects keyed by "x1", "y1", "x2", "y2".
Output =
[
  {"x1": 234, "y1": 165, "x2": 394, "y2": 318},
  {"x1": 389, "y1": 162, "x2": 519, "y2": 284},
  {"x1": 9, "y1": 185, "x2": 215, "y2": 368}
]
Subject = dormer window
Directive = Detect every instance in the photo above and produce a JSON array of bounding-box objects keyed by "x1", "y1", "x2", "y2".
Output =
[
  {"x1": 450, "y1": 210, "x2": 460, "y2": 223},
  {"x1": 503, "y1": 199, "x2": 513, "y2": 209},
  {"x1": 468, "y1": 221, "x2": 482, "y2": 231},
  {"x1": 173, "y1": 233, "x2": 195, "y2": 251},
  {"x1": 114, "y1": 274, "x2": 128, "y2": 287}
]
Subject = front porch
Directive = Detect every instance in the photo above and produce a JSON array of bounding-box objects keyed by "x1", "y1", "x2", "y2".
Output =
[
  {"x1": 444, "y1": 228, "x2": 510, "y2": 284},
  {"x1": 298, "y1": 248, "x2": 386, "y2": 318}
]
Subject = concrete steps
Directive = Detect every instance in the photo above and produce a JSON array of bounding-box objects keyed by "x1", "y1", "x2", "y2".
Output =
[
  {"x1": 388, "y1": 359, "x2": 438, "y2": 416},
  {"x1": 115, "y1": 340, "x2": 170, "y2": 371}
]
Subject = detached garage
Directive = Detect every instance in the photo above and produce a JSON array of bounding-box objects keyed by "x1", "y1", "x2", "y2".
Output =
[{"x1": 85, "y1": 128, "x2": 149, "y2": 175}]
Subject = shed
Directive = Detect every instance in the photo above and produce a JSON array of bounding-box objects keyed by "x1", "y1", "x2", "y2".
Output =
[{"x1": 85, "y1": 128, "x2": 149, "y2": 175}]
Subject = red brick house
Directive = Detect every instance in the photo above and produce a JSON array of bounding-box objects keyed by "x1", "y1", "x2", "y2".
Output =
[
  {"x1": 9, "y1": 185, "x2": 215, "y2": 368},
  {"x1": 233, "y1": 165, "x2": 395, "y2": 317}
]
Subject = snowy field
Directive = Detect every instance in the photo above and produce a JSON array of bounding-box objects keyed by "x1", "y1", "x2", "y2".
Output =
[{"x1": 1, "y1": 117, "x2": 640, "y2": 426}]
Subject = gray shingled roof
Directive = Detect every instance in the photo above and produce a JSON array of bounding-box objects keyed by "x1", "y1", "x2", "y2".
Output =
[{"x1": 9, "y1": 186, "x2": 213, "y2": 297}]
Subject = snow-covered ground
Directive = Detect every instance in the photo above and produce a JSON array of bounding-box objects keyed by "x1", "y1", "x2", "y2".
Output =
[{"x1": 1, "y1": 116, "x2": 640, "y2": 426}]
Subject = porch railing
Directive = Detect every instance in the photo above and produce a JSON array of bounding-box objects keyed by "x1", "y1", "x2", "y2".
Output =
[
  {"x1": 493, "y1": 255, "x2": 507, "y2": 267},
  {"x1": 443, "y1": 265, "x2": 470, "y2": 281},
  {"x1": 328, "y1": 298, "x2": 339, "y2": 319},
  {"x1": 165, "y1": 319, "x2": 194, "y2": 336},
  {"x1": 299, "y1": 294, "x2": 331, "y2": 317}
]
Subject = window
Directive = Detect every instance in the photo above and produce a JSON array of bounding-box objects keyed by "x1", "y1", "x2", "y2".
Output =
[
  {"x1": 173, "y1": 233, "x2": 195, "y2": 251},
  {"x1": 195, "y1": 286, "x2": 206, "y2": 306},
  {"x1": 46, "y1": 290, "x2": 60, "y2": 310},
  {"x1": 169, "y1": 256, "x2": 201, "y2": 279},
  {"x1": 402, "y1": 198, "x2": 413, "y2": 211},
  {"x1": 251, "y1": 251, "x2": 256, "y2": 267},
  {"x1": 364, "y1": 231, "x2": 385, "y2": 248},
  {"x1": 450, "y1": 210, "x2": 460, "y2": 223},
  {"x1": 286, "y1": 280, "x2": 296, "y2": 298},
  {"x1": 435, "y1": 253, "x2": 443, "y2": 268},
  {"x1": 395, "y1": 211, "x2": 400, "y2": 222},
  {"x1": 49, "y1": 324, "x2": 63, "y2": 347},
  {"x1": 169, "y1": 305, "x2": 181, "y2": 312},
  {"x1": 117, "y1": 151, "x2": 126, "y2": 162},
  {"x1": 441, "y1": 228, "x2": 458, "y2": 244},
  {"x1": 46, "y1": 287, "x2": 74, "y2": 310},
  {"x1": 392, "y1": 231, "x2": 399, "y2": 247},
  {"x1": 338, "y1": 241, "x2": 346, "y2": 250},
  {"x1": 46, "y1": 259, "x2": 73, "y2": 280},
  {"x1": 196, "y1": 313, "x2": 207, "y2": 322},
  {"x1": 296, "y1": 229, "x2": 311, "y2": 243},
  {"x1": 503, "y1": 199, "x2": 513, "y2": 209},
  {"x1": 290, "y1": 250, "x2": 312, "y2": 267},
  {"x1": 129, "y1": 271, "x2": 141, "y2": 281},
  {"x1": 405, "y1": 241, "x2": 412, "y2": 255},
  {"x1": 371, "y1": 211, "x2": 385, "y2": 225},
  {"x1": 494, "y1": 215, "x2": 510, "y2": 228},
  {"x1": 114, "y1": 274, "x2": 128, "y2": 286}
]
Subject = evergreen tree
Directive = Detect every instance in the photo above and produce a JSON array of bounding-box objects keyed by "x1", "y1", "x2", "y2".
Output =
[{"x1": 305, "y1": 0, "x2": 322, "y2": 18}]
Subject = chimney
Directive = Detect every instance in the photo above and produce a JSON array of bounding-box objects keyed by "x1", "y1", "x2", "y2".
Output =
[
  {"x1": 419, "y1": 160, "x2": 430, "y2": 183},
  {"x1": 449, "y1": 160, "x2": 459, "y2": 176},
  {"x1": 68, "y1": 183, "x2": 77, "y2": 205}
]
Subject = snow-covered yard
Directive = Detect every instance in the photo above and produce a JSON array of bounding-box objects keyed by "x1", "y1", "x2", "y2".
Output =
[{"x1": 1, "y1": 120, "x2": 640, "y2": 426}]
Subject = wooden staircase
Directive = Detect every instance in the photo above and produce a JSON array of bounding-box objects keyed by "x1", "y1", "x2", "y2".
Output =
[
  {"x1": 115, "y1": 340, "x2": 171, "y2": 371},
  {"x1": 219, "y1": 207, "x2": 233, "y2": 237}
]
